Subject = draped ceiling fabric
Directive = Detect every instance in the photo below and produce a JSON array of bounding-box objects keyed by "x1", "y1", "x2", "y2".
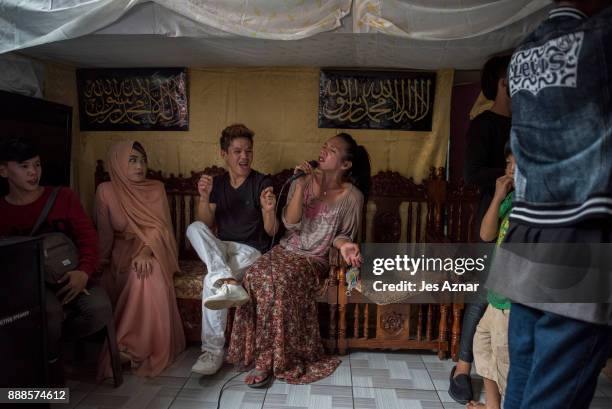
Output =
[
  {"x1": 353, "y1": 0, "x2": 551, "y2": 39},
  {"x1": 0, "y1": 0, "x2": 352, "y2": 53},
  {"x1": 0, "y1": 1, "x2": 553, "y2": 69},
  {"x1": 0, "y1": 53, "x2": 44, "y2": 97}
]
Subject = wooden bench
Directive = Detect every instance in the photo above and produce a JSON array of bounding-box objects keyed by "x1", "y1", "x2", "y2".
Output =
[
  {"x1": 331, "y1": 167, "x2": 479, "y2": 360},
  {"x1": 95, "y1": 161, "x2": 479, "y2": 359},
  {"x1": 94, "y1": 161, "x2": 338, "y2": 352}
]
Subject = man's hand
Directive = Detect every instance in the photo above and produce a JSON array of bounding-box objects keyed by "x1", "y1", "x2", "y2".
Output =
[
  {"x1": 260, "y1": 186, "x2": 276, "y2": 213},
  {"x1": 133, "y1": 249, "x2": 154, "y2": 279},
  {"x1": 57, "y1": 270, "x2": 89, "y2": 305},
  {"x1": 197, "y1": 175, "x2": 213, "y2": 202},
  {"x1": 340, "y1": 242, "x2": 363, "y2": 267}
]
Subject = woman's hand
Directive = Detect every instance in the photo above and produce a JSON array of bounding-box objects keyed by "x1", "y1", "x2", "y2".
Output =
[
  {"x1": 340, "y1": 242, "x2": 362, "y2": 267},
  {"x1": 133, "y1": 247, "x2": 154, "y2": 279},
  {"x1": 294, "y1": 160, "x2": 315, "y2": 188}
]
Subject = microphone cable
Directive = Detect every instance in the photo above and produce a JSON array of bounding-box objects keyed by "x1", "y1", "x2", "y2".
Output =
[{"x1": 215, "y1": 175, "x2": 295, "y2": 408}]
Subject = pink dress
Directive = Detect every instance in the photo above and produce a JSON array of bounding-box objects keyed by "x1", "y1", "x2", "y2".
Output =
[{"x1": 95, "y1": 182, "x2": 185, "y2": 378}]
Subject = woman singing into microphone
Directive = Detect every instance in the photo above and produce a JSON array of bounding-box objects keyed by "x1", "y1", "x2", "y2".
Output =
[{"x1": 227, "y1": 133, "x2": 370, "y2": 386}]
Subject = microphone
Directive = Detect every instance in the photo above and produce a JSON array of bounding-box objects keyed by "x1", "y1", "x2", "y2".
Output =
[{"x1": 288, "y1": 160, "x2": 319, "y2": 182}]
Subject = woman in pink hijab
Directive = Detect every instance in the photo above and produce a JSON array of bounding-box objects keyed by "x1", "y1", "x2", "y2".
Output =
[{"x1": 96, "y1": 141, "x2": 185, "y2": 378}]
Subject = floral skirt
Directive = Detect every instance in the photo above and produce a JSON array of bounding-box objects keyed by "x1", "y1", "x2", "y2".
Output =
[{"x1": 227, "y1": 245, "x2": 340, "y2": 384}]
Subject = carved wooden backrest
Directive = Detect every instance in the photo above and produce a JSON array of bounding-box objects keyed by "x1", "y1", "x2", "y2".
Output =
[
  {"x1": 367, "y1": 171, "x2": 425, "y2": 243},
  {"x1": 425, "y1": 167, "x2": 448, "y2": 239},
  {"x1": 365, "y1": 167, "x2": 451, "y2": 244},
  {"x1": 445, "y1": 180, "x2": 480, "y2": 243}
]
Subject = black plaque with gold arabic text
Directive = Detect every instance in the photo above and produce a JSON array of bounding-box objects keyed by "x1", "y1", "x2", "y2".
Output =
[
  {"x1": 77, "y1": 67, "x2": 188, "y2": 131},
  {"x1": 319, "y1": 69, "x2": 436, "y2": 131}
]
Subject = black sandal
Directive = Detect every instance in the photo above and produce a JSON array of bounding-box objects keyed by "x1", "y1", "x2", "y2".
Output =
[{"x1": 448, "y1": 365, "x2": 473, "y2": 404}]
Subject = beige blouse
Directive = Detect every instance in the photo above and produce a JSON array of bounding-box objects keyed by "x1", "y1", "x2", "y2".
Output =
[{"x1": 280, "y1": 179, "x2": 363, "y2": 264}]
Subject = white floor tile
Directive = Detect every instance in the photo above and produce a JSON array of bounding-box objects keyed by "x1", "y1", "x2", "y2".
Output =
[
  {"x1": 354, "y1": 386, "x2": 443, "y2": 409},
  {"x1": 160, "y1": 347, "x2": 203, "y2": 378}
]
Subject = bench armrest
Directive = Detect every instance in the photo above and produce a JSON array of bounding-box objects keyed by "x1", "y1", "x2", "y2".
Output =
[{"x1": 328, "y1": 246, "x2": 350, "y2": 286}]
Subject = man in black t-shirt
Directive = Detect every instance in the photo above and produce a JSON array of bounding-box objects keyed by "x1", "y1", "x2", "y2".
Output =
[
  {"x1": 186, "y1": 124, "x2": 278, "y2": 375},
  {"x1": 208, "y1": 170, "x2": 274, "y2": 253},
  {"x1": 464, "y1": 113, "x2": 511, "y2": 225},
  {"x1": 449, "y1": 55, "x2": 512, "y2": 404},
  {"x1": 465, "y1": 56, "x2": 512, "y2": 225}
]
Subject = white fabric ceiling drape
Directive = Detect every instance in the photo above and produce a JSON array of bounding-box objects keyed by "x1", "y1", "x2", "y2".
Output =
[
  {"x1": 0, "y1": 53, "x2": 44, "y2": 97},
  {"x1": 1, "y1": 1, "x2": 553, "y2": 51},
  {"x1": 0, "y1": 0, "x2": 352, "y2": 53},
  {"x1": 0, "y1": 1, "x2": 554, "y2": 70},
  {"x1": 352, "y1": 0, "x2": 551, "y2": 39}
]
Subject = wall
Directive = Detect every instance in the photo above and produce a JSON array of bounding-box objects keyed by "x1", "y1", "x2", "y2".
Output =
[{"x1": 42, "y1": 66, "x2": 453, "y2": 212}]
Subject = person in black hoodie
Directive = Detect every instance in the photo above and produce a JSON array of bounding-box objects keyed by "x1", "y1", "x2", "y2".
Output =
[{"x1": 449, "y1": 54, "x2": 512, "y2": 404}]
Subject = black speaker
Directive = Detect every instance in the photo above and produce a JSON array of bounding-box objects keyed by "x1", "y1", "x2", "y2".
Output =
[{"x1": 0, "y1": 237, "x2": 47, "y2": 388}]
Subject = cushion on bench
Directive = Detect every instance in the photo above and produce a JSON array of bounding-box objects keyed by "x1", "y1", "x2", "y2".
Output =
[{"x1": 174, "y1": 259, "x2": 206, "y2": 300}]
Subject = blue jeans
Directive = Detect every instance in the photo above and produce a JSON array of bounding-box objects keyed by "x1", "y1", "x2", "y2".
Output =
[
  {"x1": 458, "y1": 302, "x2": 488, "y2": 363},
  {"x1": 504, "y1": 303, "x2": 612, "y2": 409}
]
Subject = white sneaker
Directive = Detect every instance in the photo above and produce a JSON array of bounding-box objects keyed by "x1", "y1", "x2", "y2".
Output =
[
  {"x1": 191, "y1": 351, "x2": 223, "y2": 375},
  {"x1": 204, "y1": 282, "x2": 249, "y2": 310}
]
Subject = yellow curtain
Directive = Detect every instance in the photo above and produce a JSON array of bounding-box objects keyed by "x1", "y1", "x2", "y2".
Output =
[{"x1": 44, "y1": 66, "x2": 453, "y2": 212}]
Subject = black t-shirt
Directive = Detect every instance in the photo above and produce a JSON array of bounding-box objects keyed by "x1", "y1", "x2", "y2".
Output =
[
  {"x1": 210, "y1": 170, "x2": 273, "y2": 253},
  {"x1": 463, "y1": 110, "x2": 511, "y2": 223}
]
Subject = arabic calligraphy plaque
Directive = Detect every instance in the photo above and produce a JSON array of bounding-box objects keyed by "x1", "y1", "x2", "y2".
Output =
[
  {"x1": 319, "y1": 70, "x2": 436, "y2": 131},
  {"x1": 77, "y1": 67, "x2": 188, "y2": 131}
]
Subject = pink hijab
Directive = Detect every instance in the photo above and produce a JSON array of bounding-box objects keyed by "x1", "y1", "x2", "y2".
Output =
[{"x1": 107, "y1": 141, "x2": 179, "y2": 279}]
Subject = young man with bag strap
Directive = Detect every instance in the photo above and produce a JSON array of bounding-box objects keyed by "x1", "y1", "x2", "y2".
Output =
[{"x1": 0, "y1": 136, "x2": 112, "y2": 386}]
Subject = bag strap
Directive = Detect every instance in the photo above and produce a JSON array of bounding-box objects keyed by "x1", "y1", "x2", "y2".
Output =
[{"x1": 30, "y1": 187, "x2": 61, "y2": 236}]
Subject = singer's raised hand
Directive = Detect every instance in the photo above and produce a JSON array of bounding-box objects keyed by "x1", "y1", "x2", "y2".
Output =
[
  {"x1": 294, "y1": 160, "x2": 315, "y2": 187},
  {"x1": 294, "y1": 160, "x2": 315, "y2": 175}
]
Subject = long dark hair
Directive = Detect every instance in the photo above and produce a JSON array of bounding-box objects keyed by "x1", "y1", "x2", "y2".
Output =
[{"x1": 336, "y1": 133, "x2": 371, "y2": 201}]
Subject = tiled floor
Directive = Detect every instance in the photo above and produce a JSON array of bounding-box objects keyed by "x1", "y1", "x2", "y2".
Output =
[{"x1": 55, "y1": 346, "x2": 612, "y2": 409}]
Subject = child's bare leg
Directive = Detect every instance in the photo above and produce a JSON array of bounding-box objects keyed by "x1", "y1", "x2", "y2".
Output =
[
  {"x1": 466, "y1": 378, "x2": 501, "y2": 409},
  {"x1": 483, "y1": 377, "x2": 501, "y2": 409}
]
